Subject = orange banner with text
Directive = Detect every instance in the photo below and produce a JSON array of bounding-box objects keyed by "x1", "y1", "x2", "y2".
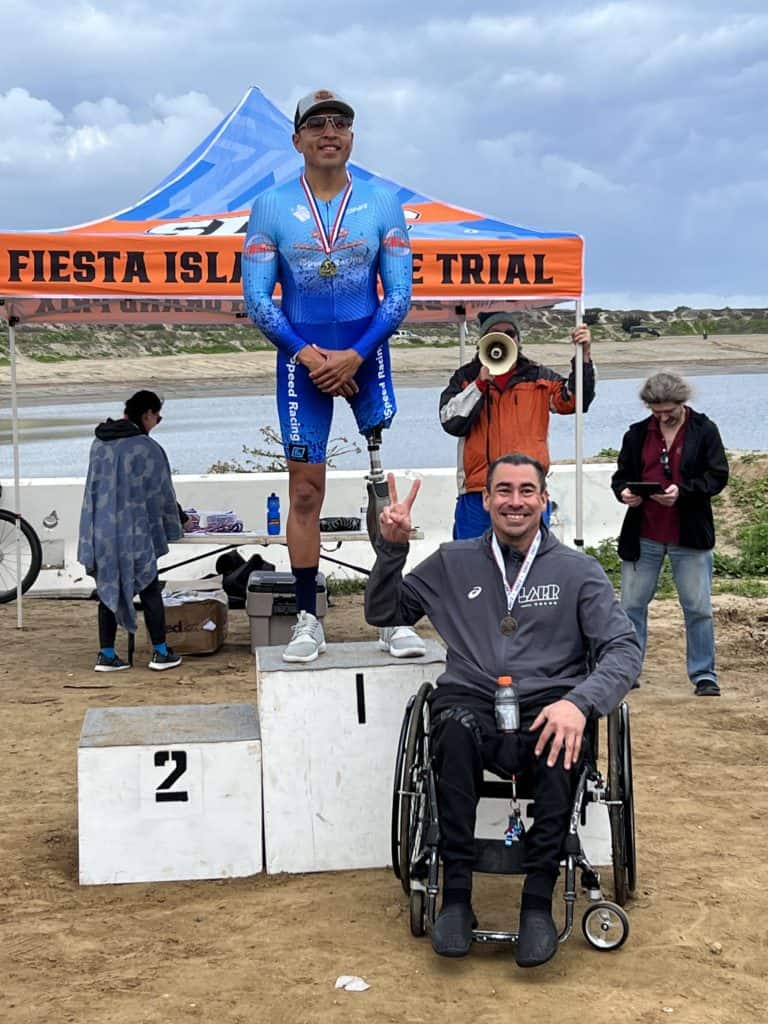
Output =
[{"x1": 0, "y1": 231, "x2": 582, "y2": 301}]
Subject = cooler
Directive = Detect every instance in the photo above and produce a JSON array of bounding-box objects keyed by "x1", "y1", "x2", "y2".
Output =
[{"x1": 246, "y1": 571, "x2": 328, "y2": 650}]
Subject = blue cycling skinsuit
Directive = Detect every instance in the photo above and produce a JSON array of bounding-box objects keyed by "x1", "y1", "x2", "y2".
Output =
[{"x1": 242, "y1": 175, "x2": 413, "y2": 463}]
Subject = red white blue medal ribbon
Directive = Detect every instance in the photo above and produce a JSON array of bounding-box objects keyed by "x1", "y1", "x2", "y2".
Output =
[
  {"x1": 491, "y1": 530, "x2": 541, "y2": 613},
  {"x1": 300, "y1": 171, "x2": 353, "y2": 258}
]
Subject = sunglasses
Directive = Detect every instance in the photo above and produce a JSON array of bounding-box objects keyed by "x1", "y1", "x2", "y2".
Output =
[
  {"x1": 660, "y1": 448, "x2": 672, "y2": 480},
  {"x1": 299, "y1": 114, "x2": 353, "y2": 134}
]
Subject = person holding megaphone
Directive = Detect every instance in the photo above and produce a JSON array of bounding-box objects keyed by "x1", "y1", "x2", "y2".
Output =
[{"x1": 439, "y1": 313, "x2": 594, "y2": 539}]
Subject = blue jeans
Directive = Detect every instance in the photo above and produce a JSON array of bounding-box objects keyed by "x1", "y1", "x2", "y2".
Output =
[
  {"x1": 453, "y1": 492, "x2": 551, "y2": 540},
  {"x1": 620, "y1": 538, "x2": 716, "y2": 684}
]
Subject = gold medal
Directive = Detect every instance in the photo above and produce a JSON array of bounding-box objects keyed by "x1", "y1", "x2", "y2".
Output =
[
  {"x1": 319, "y1": 257, "x2": 338, "y2": 277},
  {"x1": 500, "y1": 615, "x2": 518, "y2": 636}
]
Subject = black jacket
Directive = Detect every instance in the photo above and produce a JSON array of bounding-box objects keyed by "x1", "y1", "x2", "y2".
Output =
[{"x1": 611, "y1": 408, "x2": 729, "y2": 561}]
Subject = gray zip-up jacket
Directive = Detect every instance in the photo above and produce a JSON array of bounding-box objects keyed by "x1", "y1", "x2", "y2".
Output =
[{"x1": 365, "y1": 528, "x2": 641, "y2": 718}]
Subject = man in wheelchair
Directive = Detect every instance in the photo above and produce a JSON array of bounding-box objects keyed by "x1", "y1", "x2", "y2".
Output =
[{"x1": 365, "y1": 453, "x2": 641, "y2": 966}]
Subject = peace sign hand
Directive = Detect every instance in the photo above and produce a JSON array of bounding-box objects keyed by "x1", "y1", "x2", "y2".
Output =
[{"x1": 379, "y1": 473, "x2": 421, "y2": 544}]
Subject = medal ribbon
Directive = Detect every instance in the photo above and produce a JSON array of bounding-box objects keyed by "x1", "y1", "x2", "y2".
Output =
[
  {"x1": 490, "y1": 530, "x2": 541, "y2": 614},
  {"x1": 300, "y1": 171, "x2": 353, "y2": 258}
]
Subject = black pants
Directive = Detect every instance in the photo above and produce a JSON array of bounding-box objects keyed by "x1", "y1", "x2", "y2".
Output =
[
  {"x1": 98, "y1": 577, "x2": 166, "y2": 648},
  {"x1": 431, "y1": 689, "x2": 584, "y2": 893}
]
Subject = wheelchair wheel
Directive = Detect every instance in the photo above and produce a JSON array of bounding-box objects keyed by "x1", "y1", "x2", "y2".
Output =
[
  {"x1": 607, "y1": 703, "x2": 636, "y2": 906},
  {"x1": 582, "y1": 902, "x2": 629, "y2": 951},
  {"x1": 394, "y1": 682, "x2": 432, "y2": 896},
  {"x1": 391, "y1": 693, "x2": 416, "y2": 882},
  {"x1": 409, "y1": 890, "x2": 426, "y2": 937},
  {"x1": 621, "y1": 703, "x2": 637, "y2": 894},
  {"x1": 0, "y1": 510, "x2": 43, "y2": 603}
]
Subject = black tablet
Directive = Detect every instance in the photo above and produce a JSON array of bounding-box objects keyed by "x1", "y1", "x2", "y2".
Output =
[{"x1": 626, "y1": 481, "x2": 664, "y2": 496}]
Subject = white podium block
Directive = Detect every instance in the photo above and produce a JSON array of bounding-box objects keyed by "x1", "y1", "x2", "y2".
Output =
[
  {"x1": 78, "y1": 703, "x2": 262, "y2": 885},
  {"x1": 256, "y1": 641, "x2": 446, "y2": 874}
]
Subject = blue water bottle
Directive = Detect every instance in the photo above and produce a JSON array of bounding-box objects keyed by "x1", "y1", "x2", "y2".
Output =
[{"x1": 267, "y1": 492, "x2": 281, "y2": 536}]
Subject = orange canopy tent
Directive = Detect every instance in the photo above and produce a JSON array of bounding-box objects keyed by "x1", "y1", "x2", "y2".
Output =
[{"x1": 0, "y1": 86, "x2": 583, "y2": 327}]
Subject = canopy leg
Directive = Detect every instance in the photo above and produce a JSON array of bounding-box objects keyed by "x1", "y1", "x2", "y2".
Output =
[
  {"x1": 9, "y1": 319, "x2": 24, "y2": 627},
  {"x1": 574, "y1": 300, "x2": 584, "y2": 549}
]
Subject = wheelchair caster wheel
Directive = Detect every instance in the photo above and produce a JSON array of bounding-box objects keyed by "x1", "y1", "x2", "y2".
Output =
[
  {"x1": 582, "y1": 902, "x2": 629, "y2": 951},
  {"x1": 409, "y1": 890, "x2": 426, "y2": 937}
]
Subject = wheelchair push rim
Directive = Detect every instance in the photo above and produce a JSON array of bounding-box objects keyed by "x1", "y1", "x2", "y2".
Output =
[
  {"x1": 622, "y1": 703, "x2": 638, "y2": 894},
  {"x1": 390, "y1": 693, "x2": 416, "y2": 882},
  {"x1": 392, "y1": 682, "x2": 433, "y2": 896}
]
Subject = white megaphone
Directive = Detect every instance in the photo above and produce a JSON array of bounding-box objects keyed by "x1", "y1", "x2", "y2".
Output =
[{"x1": 478, "y1": 331, "x2": 518, "y2": 375}]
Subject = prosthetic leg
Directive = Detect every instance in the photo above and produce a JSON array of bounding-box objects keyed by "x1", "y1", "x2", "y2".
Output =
[
  {"x1": 364, "y1": 426, "x2": 390, "y2": 545},
  {"x1": 364, "y1": 425, "x2": 425, "y2": 658}
]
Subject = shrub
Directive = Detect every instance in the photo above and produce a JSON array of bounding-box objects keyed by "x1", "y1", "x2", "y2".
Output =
[{"x1": 621, "y1": 315, "x2": 642, "y2": 333}]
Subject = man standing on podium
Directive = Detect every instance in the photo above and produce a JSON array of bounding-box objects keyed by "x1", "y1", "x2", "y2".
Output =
[{"x1": 243, "y1": 88, "x2": 425, "y2": 663}]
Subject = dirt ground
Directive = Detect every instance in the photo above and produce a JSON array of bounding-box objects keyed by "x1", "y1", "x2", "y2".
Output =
[{"x1": 1, "y1": 592, "x2": 767, "y2": 1024}]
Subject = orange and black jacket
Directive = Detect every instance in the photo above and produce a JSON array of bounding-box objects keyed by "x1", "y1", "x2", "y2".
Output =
[{"x1": 439, "y1": 353, "x2": 596, "y2": 494}]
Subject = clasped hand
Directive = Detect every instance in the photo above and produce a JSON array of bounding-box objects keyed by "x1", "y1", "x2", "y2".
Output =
[{"x1": 299, "y1": 345, "x2": 362, "y2": 397}]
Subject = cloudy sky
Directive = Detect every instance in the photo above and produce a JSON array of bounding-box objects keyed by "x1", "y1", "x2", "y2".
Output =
[{"x1": 1, "y1": 0, "x2": 766, "y2": 309}]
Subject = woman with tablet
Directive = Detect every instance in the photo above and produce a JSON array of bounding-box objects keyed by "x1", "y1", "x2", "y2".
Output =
[{"x1": 611, "y1": 372, "x2": 729, "y2": 697}]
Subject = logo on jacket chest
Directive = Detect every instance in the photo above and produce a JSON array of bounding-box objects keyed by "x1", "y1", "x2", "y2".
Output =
[{"x1": 518, "y1": 583, "x2": 560, "y2": 607}]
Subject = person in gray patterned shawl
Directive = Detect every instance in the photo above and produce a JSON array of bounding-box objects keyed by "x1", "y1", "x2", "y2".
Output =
[{"x1": 78, "y1": 390, "x2": 186, "y2": 673}]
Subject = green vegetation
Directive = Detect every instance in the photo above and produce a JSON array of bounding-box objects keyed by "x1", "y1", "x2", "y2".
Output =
[
  {"x1": 207, "y1": 427, "x2": 361, "y2": 473},
  {"x1": 10, "y1": 324, "x2": 273, "y2": 361},
  {"x1": 6, "y1": 306, "x2": 768, "y2": 361},
  {"x1": 587, "y1": 455, "x2": 768, "y2": 597},
  {"x1": 326, "y1": 576, "x2": 367, "y2": 596}
]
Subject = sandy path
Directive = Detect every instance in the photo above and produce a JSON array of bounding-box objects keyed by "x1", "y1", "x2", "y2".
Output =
[{"x1": 1, "y1": 593, "x2": 766, "y2": 1023}]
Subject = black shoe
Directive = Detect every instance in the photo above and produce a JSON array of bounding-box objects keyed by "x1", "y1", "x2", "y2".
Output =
[
  {"x1": 431, "y1": 903, "x2": 477, "y2": 957},
  {"x1": 149, "y1": 647, "x2": 183, "y2": 671},
  {"x1": 94, "y1": 652, "x2": 130, "y2": 673},
  {"x1": 694, "y1": 679, "x2": 721, "y2": 697},
  {"x1": 516, "y1": 909, "x2": 559, "y2": 968}
]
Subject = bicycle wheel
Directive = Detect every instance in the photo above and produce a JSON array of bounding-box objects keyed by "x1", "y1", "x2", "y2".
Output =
[{"x1": 0, "y1": 510, "x2": 43, "y2": 603}]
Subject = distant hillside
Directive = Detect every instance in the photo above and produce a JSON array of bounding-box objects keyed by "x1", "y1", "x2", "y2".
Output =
[{"x1": 6, "y1": 307, "x2": 768, "y2": 362}]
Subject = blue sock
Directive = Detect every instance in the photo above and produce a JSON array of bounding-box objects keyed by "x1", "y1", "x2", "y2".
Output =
[
  {"x1": 101, "y1": 647, "x2": 117, "y2": 659},
  {"x1": 153, "y1": 642, "x2": 168, "y2": 656}
]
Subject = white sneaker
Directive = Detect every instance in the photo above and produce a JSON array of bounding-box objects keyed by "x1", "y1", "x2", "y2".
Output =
[
  {"x1": 378, "y1": 626, "x2": 426, "y2": 658},
  {"x1": 283, "y1": 611, "x2": 327, "y2": 663}
]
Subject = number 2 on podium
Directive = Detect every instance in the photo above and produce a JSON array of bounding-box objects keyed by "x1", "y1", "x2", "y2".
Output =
[{"x1": 154, "y1": 750, "x2": 189, "y2": 803}]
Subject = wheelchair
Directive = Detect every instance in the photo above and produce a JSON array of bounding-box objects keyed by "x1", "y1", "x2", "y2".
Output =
[{"x1": 391, "y1": 683, "x2": 636, "y2": 952}]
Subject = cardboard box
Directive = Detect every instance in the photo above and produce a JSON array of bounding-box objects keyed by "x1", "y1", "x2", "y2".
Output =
[{"x1": 161, "y1": 577, "x2": 229, "y2": 655}]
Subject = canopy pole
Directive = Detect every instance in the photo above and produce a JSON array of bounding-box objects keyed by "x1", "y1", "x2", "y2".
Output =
[
  {"x1": 9, "y1": 319, "x2": 24, "y2": 626},
  {"x1": 574, "y1": 300, "x2": 584, "y2": 549},
  {"x1": 458, "y1": 317, "x2": 467, "y2": 365}
]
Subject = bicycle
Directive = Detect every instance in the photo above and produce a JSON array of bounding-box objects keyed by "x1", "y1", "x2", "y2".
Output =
[{"x1": 0, "y1": 486, "x2": 43, "y2": 603}]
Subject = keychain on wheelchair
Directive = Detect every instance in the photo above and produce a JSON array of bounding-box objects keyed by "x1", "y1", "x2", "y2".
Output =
[{"x1": 504, "y1": 774, "x2": 526, "y2": 846}]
